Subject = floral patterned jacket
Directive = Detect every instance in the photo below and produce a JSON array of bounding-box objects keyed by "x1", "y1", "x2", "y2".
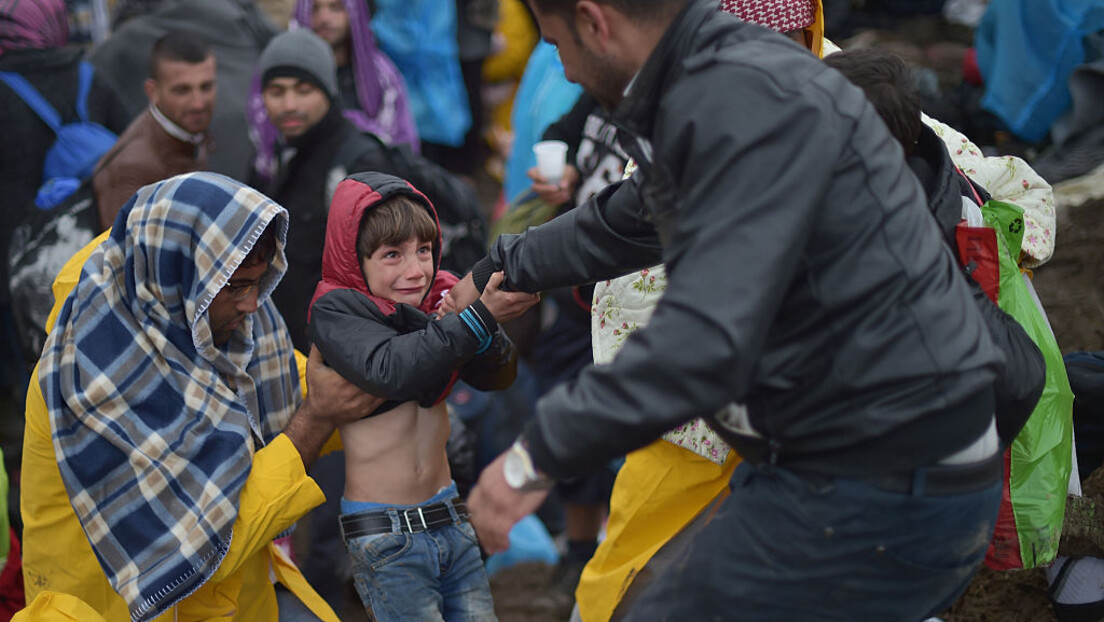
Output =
[
  {"x1": 591, "y1": 264, "x2": 733, "y2": 466},
  {"x1": 923, "y1": 113, "x2": 1055, "y2": 267}
]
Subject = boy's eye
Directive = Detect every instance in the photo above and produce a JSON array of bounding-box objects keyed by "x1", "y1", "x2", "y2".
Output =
[{"x1": 418, "y1": 245, "x2": 432, "y2": 254}]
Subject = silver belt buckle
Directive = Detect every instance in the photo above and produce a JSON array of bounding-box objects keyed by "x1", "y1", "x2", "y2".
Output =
[{"x1": 404, "y1": 507, "x2": 428, "y2": 532}]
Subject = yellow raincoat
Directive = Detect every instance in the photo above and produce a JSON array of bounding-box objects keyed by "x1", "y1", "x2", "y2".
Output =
[{"x1": 21, "y1": 231, "x2": 340, "y2": 621}]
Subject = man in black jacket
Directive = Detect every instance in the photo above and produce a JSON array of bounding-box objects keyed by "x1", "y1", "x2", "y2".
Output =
[
  {"x1": 450, "y1": 0, "x2": 1008, "y2": 620},
  {"x1": 251, "y1": 29, "x2": 485, "y2": 352}
]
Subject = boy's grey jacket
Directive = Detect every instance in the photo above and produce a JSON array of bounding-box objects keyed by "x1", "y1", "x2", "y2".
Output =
[{"x1": 470, "y1": 0, "x2": 1003, "y2": 480}]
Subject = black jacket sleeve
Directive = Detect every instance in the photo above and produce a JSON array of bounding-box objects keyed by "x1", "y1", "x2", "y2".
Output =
[
  {"x1": 459, "y1": 330, "x2": 518, "y2": 391},
  {"x1": 471, "y1": 176, "x2": 664, "y2": 294},
  {"x1": 965, "y1": 270, "x2": 1045, "y2": 445}
]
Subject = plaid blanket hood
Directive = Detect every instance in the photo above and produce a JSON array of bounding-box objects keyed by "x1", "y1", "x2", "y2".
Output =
[{"x1": 39, "y1": 172, "x2": 300, "y2": 621}]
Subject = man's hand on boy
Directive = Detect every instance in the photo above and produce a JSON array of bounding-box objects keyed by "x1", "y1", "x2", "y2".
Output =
[
  {"x1": 285, "y1": 346, "x2": 385, "y2": 469},
  {"x1": 468, "y1": 449, "x2": 551, "y2": 554},
  {"x1": 439, "y1": 272, "x2": 479, "y2": 317},
  {"x1": 480, "y1": 271, "x2": 539, "y2": 322}
]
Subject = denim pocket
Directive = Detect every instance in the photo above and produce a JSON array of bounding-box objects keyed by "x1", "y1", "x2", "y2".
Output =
[
  {"x1": 456, "y1": 521, "x2": 481, "y2": 549},
  {"x1": 346, "y1": 531, "x2": 413, "y2": 571}
]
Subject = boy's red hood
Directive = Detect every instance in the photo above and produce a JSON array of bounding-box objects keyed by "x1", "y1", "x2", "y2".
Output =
[{"x1": 309, "y1": 172, "x2": 458, "y2": 318}]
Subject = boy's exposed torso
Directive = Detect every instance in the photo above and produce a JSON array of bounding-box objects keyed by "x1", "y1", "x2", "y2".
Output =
[{"x1": 341, "y1": 400, "x2": 453, "y2": 504}]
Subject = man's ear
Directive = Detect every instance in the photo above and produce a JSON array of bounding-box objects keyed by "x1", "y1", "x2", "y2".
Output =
[
  {"x1": 575, "y1": 0, "x2": 613, "y2": 52},
  {"x1": 143, "y1": 78, "x2": 158, "y2": 106}
]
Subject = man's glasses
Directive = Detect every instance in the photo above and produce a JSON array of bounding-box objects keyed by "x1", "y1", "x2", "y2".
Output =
[{"x1": 222, "y1": 280, "x2": 261, "y2": 301}]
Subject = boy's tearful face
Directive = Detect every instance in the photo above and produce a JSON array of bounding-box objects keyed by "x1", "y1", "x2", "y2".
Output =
[{"x1": 361, "y1": 236, "x2": 434, "y2": 306}]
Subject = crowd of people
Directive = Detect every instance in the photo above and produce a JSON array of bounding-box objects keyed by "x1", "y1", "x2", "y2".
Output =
[{"x1": 1, "y1": 0, "x2": 1102, "y2": 621}]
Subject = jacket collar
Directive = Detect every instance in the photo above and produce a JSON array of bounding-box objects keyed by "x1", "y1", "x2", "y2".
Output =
[
  {"x1": 908, "y1": 124, "x2": 969, "y2": 247},
  {"x1": 150, "y1": 103, "x2": 206, "y2": 145},
  {"x1": 611, "y1": 0, "x2": 719, "y2": 151}
]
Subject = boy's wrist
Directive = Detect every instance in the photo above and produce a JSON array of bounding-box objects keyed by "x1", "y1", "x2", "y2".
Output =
[
  {"x1": 460, "y1": 300, "x2": 497, "y2": 354},
  {"x1": 467, "y1": 299, "x2": 499, "y2": 334}
]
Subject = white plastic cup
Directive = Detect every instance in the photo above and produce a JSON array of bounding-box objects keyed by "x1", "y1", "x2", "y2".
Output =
[{"x1": 533, "y1": 140, "x2": 568, "y2": 184}]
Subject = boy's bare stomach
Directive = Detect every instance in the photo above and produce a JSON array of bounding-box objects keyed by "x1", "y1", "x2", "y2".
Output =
[{"x1": 339, "y1": 400, "x2": 453, "y2": 505}]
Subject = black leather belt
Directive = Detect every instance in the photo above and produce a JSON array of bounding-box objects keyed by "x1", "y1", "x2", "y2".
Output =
[
  {"x1": 340, "y1": 499, "x2": 469, "y2": 539},
  {"x1": 860, "y1": 451, "x2": 1003, "y2": 497}
]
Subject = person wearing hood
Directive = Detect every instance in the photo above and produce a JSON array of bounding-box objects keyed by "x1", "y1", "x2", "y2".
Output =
[
  {"x1": 245, "y1": 0, "x2": 420, "y2": 188},
  {"x1": 306, "y1": 171, "x2": 536, "y2": 621},
  {"x1": 251, "y1": 29, "x2": 484, "y2": 353},
  {"x1": 21, "y1": 172, "x2": 384, "y2": 621}
]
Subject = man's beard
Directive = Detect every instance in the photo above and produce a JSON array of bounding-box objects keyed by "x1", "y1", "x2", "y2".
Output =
[{"x1": 579, "y1": 46, "x2": 632, "y2": 112}]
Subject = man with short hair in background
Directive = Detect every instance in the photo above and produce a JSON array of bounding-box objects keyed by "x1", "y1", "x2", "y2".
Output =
[{"x1": 93, "y1": 28, "x2": 215, "y2": 230}]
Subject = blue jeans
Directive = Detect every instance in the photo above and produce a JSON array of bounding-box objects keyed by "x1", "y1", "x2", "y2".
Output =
[
  {"x1": 624, "y1": 461, "x2": 1002, "y2": 622},
  {"x1": 342, "y1": 484, "x2": 497, "y2": 622}
]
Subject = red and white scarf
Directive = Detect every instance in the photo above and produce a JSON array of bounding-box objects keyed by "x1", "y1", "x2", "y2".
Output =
[{"x1": 721, "y1": 0, "x2": 816, "y2": 33}]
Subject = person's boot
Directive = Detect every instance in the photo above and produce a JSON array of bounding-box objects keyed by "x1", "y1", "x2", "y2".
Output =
[{"x1": 1048, "y1": 556, "x2": 1104, "y2": 622}]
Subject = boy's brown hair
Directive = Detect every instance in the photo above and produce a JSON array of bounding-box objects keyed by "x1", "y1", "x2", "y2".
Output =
[{"x1": 356, "y1": 194, "x2": 437, "y2": 262}]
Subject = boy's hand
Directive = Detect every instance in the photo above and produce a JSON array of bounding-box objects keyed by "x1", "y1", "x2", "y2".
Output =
[
  {"x1": 439, "y1": 272, "x2": 479, "y2": 317},
  {"x1": 528, "y1": 165, "x2": 579, "y2": 207},
  {"x1": 479, "y1": 272, "x2": 539, "y2": 322}
]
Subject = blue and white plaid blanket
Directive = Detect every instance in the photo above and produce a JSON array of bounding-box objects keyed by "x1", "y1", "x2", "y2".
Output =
[{"x1": 39, "y1": 173, "x2": 301, "y2": 621}]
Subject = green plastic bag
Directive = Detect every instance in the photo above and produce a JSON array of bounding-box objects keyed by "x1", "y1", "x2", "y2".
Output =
[
  {"x1": 983, "y1": 200, "x2": 1074, "y2": 570},
  {"x1": 488, "y1": 188, "x2": 560, "y2": 248}
]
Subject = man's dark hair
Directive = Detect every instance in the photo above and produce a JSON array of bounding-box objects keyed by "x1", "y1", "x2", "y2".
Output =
[
  {"x1": 242, "y1": 222, "x2": 278, "y2": 267},
  {"x1": 823, "y1": 49, "x2": 923, "y2": 155},
  {"x1": 357, "y1": 194, "x2": 438, "y2": 263},
  {"x1": 530, "y1": 0, "x2": 686, "y2": 23},
  {"x1": 149, "y1": 30, "x2": 212, "y2": 80}
]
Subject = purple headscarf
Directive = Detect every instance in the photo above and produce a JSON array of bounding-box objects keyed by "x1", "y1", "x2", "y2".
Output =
[
  {"x1": 247, "y1": 0, "x2": 418, "y2": 182},
  {"x1": 0, "y1": 0, "x2": 69, "y2": 56}
]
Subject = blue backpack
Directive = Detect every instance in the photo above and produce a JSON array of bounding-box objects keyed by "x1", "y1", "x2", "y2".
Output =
[{"x1": 0, "y1": 62, "x2": 118, "y2": 209}]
